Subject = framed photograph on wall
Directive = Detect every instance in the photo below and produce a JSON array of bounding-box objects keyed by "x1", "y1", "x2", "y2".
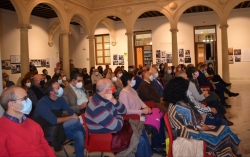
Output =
[
  {"x1": 228, "y1": 48, "x2": 233, "y2": 55},
  {"x1": 1, "y1": 60, "x2": 5, "y2": 69},
  {"x1": 156, "y1": 50, "x2": 161, "y2": 58},
  {"x1": 5, "y1": 60, "x2": 11, "y2": 70},
  {"x1": 235, "y1": 55, "x2": 241, "y2": 62},
  {"x1": 41, "y1": 59, "x2": 46, "y2": 67},
  {"x1": 184, "y1": 57, "x2": 191, "y2": 63},
  {"x1": 46, "y1": 58, "x2": 50, "y2": 68},
  {"x1": 185, "y1": 50, "x2": 190, "y2": 57},
  {"x1": 179, "y1": 49, "x2": 184, "y2": 57},
  {"x1": 228, "y1": 55, "x2": 234, "y2": 64},
  {"x1": 10, "y1": 55, "x2": 20, "y2": 64},
  {"x1": 11, "y1": 64, "x2": 21, "y2": 74},
  {"x1": 234, "y1": 49, "x2": 241, "y2": 55}
]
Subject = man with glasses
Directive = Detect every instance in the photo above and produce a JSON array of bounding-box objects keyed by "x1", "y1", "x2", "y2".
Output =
[
  {"x1": 34, "y1": 79, "x2": 85, "y2": 157},
  {"x1": 0, "y1": 86, "x2": 55, "y2": 157}
]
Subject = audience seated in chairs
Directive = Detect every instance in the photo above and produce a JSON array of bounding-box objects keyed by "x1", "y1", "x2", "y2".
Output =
[
  {"x1": 85, "y1": 78, "x2": 153, "y2": 157},
  {"x1": 119, "y1": 73, "x2": 166, "y2": 155},
  {"x1": 63, "y1": 72, "x2": 89, "y2": 114},
  {"x1": 60, "y1": 71, "x2": 69, "y2": 87},
  {"x1": 0, "y1": 86, "x2": 56, "y2": 157},
  {"x1": 34, "y1": 79, "x2": 85, "y2": 157},
  {"x1": 137, "y1": 71, "x2": 168, "y2": 113},
  {"x1": 164, "y1": 77, "x2": 245, "y2": 157},
  {"x1": 42, "y1": 69, "x2": 52, "y2": 82},
  {"x1": 163, "y1": 66, "x2": 173, "y2": 87},
  {"x1": 150, "y1": 67, "x2": 164, "y2": 96}
]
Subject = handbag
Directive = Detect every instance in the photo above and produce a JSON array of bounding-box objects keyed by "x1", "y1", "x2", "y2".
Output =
[
  {"x1": 111, "y1": 119, "x2": 133, "y2": 154},
  {"x1": 205, "y1": 112, "x2": 223, "y2": 126}
]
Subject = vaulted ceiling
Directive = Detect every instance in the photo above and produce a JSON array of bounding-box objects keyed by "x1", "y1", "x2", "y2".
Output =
[{"x1": 0, "y1": 0, "x2": 250, "y2": 22}]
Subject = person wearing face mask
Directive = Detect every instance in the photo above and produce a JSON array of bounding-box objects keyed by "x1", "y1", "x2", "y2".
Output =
[
  {"x1": 105, "y1": 68, "x2": 113, "y2": 79},
  {"x1": 2, "y1": 72, "x2": 15, "y2": 88},
  {"x1": 163, "y1": 66, "x2": 173, "y2": 86},
  {"x1": 34, "y1": 80, "x2": 85, "y2": 157},
  {"x1": 133, "y1": 69, "x2": 143, "y2": 90},
  {"x1": 42, "y1": 69, "x2": 51, "y2": 82},
  {"x1": 150, "y1": 68, "x2": 164, "y2": 96},
  {"x1": 0, "y1": 86, "x2": 56, "y2": 157},
  {"x1": 69, "y1": 59, "x2": 75, "y2": 73},
  {"x1": 52, "y1": 67, "x2": 61, "y2": 80},
  {"x1": 91, "y1": 69, "x2": 103, "y2": 92},
  {"x1": 112, "y1": 68, "x2": 124, "y2": 97},
  {"x1": 175, "y1": 64, "x2": 183, "y2": 76},
  {"x1": 128, "y1": 65, "x2": 135, "y2": 74},
  {"x1": 27, "y1": 74, "x2": 45, "y2": 109},
  {"x1": 97, "y1": 66, "x2": 104, "y2": 76},
  {"x1": 59, "y1": 71, "x2": 69, "y2": 88},
  {"x1": 63, "y1": 72, "x2": 89, "y2": 114},
  {"x1": 21, "y1": 78, "x2": 31, "y2": 92}
]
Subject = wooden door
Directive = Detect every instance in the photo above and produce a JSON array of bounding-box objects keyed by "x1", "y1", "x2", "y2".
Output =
[
  {"x1": 135, "y1": 46, "x2": 144, "y2": 68},
  {"x1": 195, "y1": 42, "x2": 206, "y2": 65}
]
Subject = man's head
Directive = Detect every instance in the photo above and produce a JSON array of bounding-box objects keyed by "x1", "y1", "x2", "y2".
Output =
[
  {"x1": 69, "y1": 59, "x2": 73, "y2": 63},
  {"x1": 94, "y1": 69, "x2": 99, "y2": 75},
  {"x1": 142, "y1": 71, "x2": 151, "y2": 82},
  {"x1": 105, "y1": 64, "x2": 109, "y2": 69},
  {"x1": 176, "y1": 71, "x2": 188, "y2": 80},
  {"x1": 2, "y1": 72, "x2": 9, "y2": 82},
  {"x1": 70, "y1": 71, "x2": 83, "y2": 88},
  {"x1": 142, "y1": 66, "x2": 147, "y2": 72},
  {"x1": 0, "y1": 86, "x2": 32, "y2": 115},
  {"x1": 44, "y1": 79, "x2": 63, "y2": 99},
  {"x1": 96, "y1": 78, "x2": 113, "y2": 95},
  {"x1": 42, "y1": 69, "x2": 48, "y2": 75},
  {"x1": 60, "y1": 71, "x2": 67, "y2": 81},
  {"x1": 150, "y1": 67, "x2": 159, "y2": 79},
  {"x1": 54, "y1": 67, "x2": 60, "y2": 74},
  {"x1": 33, "y1": 74, "x2": 45, "y2": 87}
]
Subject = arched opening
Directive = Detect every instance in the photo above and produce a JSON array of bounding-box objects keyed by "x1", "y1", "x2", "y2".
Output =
[
  {"x1": 226, "y1": 0, "x2": 250, "y2": 80},
  {"x1": 177, "y1": 5, "x2": 219, "y2": 73},
  {"x1": 133, "y1": 10, "x2": 170, "y2": 68}
]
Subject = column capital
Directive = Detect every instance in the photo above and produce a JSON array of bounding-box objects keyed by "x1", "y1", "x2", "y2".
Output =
[
  {"x1": 125, "y1": 32, "x2": 134, "y2": 36},
  {"x1": 17, "y1": 24, "x2": 32, "y2": 30},
  {"x1": 220, "y1": 24, "x2": 229, "y2": 29},
  {"x1": 60, "y1": 31, "x2": 70, "y2": 35},
  {"x1": 86, "y1": 36, "x2": 95, "y2": 40},
  {"x1": 170, "y1": 28, "x2": 179, "y2": 33}
]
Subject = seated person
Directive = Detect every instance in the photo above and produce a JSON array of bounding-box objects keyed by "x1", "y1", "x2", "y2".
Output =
[
  {"x1": 42, "y1": 69, "x2": 52, "y2": 82},
  {"x1": 60, "y1": 71, "x2": 69, "y2": 87},
  {"x1": 34, "y1": 80, "x2": 85, "y2": 157},
  {"x1": 91, "y1": 69, "x2": 103, "y2": 92},
  {"x1": 52, "y1": 67, "x2": 61, "y2": 80},
  {"x1": 175, "y1": 64, "x2": 182, "y2": 76},
  {"x1": 112, "y1": 68, "x2": 123, "y2": 97},
  {"x1": 82, "y1": 68, "x2": 91, "y2": 87},
  {"x1": 206, "y1": 62, "x2": 231, "y2": 86},
  {"x1": 164, "y1": 77, "x2": 245, "y2": 157},
  {"x1": 2, "y1": 72, "x2": 15, "y2": 88},
  {"x1": 150, "y1": 67, "x2": 164, "y2": 96},
  {"x1": 133, "y1": 68, "x2": 142, "y2": 90},
  {"x1": 85, "y1": 78, "x2": 152, "y2": 157},
  {"x1": 163, "y1": 66, "x2": 173, "y2": 86},
  {"x1": 63, "y1": 72, "x2": 88, "y2": 114},
  {"x1": 21, "y1": 77, "x2": 31, "y2": 92},
  {"x1": 0, "y1": 86, "x2": 55, "y2": 157},
  {"x1": 105, "y1": 68, "x2": 113, "y2": 79},
  {"x1": 119, "y1": 73, "x2": 166, "y2": 154},
  {"x1": 137, "y1": 71, "x2": 167, "y2": 113}
]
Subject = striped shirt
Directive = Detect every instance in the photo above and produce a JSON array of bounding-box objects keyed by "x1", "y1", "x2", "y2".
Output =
[{"x1": 85, "y1": 93, "x2": 126, "y2": 134}]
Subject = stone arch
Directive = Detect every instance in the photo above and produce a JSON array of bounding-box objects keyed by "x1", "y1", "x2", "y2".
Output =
[
  {"x1": 100, "y1": 18, "x2": 117, "y2": 46},
  {"x1": 9, "y1": 0, "x2": 28, "y2": 27},
  {"x1": 26, "y1": 0, "x2": 68, "y2": 31},
  {"x1": 90, "y1": 10, "x2": 129, "y2": 36},
  {"x1": 173, "y1": 1, "x2": 224, "y2": 28},
  {"x1": 224, "y1": 0, "x2": 247, "y2": 22},
  {"x1": 128, "y1": 4, "x2": 173, "y2": 32}
]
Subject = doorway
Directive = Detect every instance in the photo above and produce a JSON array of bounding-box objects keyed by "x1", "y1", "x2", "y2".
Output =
[{"x1": 194, "y1": 25, "x2": 217, "y2": 73}]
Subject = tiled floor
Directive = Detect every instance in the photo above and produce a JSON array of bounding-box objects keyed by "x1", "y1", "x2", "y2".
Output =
[{"x1": 56, "y1": 80, "x2": 250, "y2": 157}]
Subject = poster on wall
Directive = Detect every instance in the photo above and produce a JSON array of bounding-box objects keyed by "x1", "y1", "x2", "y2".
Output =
[
  {"x1": 179, "y1": 49, "x2": 184, "y2": 57},
  {"x1": 156, "y1": 50, "x2": 161, "y2": 58},
  {"x1": 228, "y1": 48, "x2": 233, "y2": 55},
  {"x1": 113, "y1": 60, "x2": 118, "y2": 65},
  {"x1": 46, "y1": 58, "x2": 50, "y2": 68},
  {"x1": 156, "y1": 59, "x2": 161, "y2": 64},
  {"x1": 5, "y1": 60, "x2": 11, "y2": 70},
  {"x1": 41, "y1": 59, "x2": 46, "y2": 67},
  {"x1": 161, "y1": 58, "x2": 167, "y2": 64},
  {"x1": 113, "y1": 54, "x2": 118, "y2": 60},
  {"x1": 113, "y1": 54, "x2": 118, "y2": 65},
  {"x1": 11, "y1": 64, "x2": 21, "y2": 74},
  {"x1": 119, "y1": 60, "x2": 124, "y2": 65},
  {"x1": 37, "y1": 59, "x2": 41, "y2": 67},
  {"x1": 10, "y1": 55, "x2": 20, "y2": 64},
  {"x1": 228, "y1": 55, "x2": 234, "y2": 64},
  {"x1": 161, "y1": 51, "x2": 166, "y2": 58},
  {"x1": 184, "y1": 57, "x2": 191, "y2": 63},
  {"x1": 179, "y1": 58, "x2": 184, "y2": 64},
  {"x1": 167, "y1": 53, "x2": 172, "y2": 63},
  {"x1": 241, "y1": 48, "x2": 250, "y2": 62},
  {"x1": 167, "y1": 58, "x2": 172, "y2": 63},
  {"x1": 185, "y1": 50, "x2": 190, "y2": 57},
  {"x1": 234, "y1": 49, "x2": 241, "y2": 55},
  {"x1": 1, "y1": 60, "x2": 5, "y2": 69},
  {"x1": 235, "y1": 55, "x2": 241, "y2": 62},
  {"x1": 119, "y1": 55, "x2": 124, "y2": 60}
]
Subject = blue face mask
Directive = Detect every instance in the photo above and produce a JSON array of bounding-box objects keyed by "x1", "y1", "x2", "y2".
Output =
[
  {"x1": 56, "y1": 87, "x2": 64, "y2": 97},
  {"x1": 58, "y1": 80, "x2": 62, "y2": 85},
  {"x1": 15, "y1": 98, "x2": 32, "y2": 115},
  {"x1": 5, "y1": 76, "x2": 9, "y2": 81},
  {"x1": 130, "y1": 80, "x2": 136, "y2": 87}
]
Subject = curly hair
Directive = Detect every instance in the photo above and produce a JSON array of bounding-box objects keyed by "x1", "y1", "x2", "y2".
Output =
[{"x1": 164, "y1": 77, "x2": 189, "y2": 104}]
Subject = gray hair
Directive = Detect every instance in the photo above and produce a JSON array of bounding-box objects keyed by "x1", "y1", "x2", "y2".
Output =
[
  {"x1": 96, "y1": 78, "x2": 111, "y2": 93},
  {"x1": 0, "y1": 86, "x2": 17, "y2": 111}
]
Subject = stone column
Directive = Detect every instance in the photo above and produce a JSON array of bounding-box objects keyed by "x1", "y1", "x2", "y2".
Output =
[
  {"x1": 170, "y1": 29, "x2": 178, "y2": 66},
  {"x1": 60, "y1": 32, "x2": 70, "y2": 78},
  {"x1": 220, "y1": 24, "x2": 230, "y2": 82},
  {"x1": 126, "y1": 32, "x2": 134, "y2": 66},
  {"x1": 87, "y1": 36, "x2": 95, "y2": 68},
  {"x1": 19, "y1": 25, "x2": 32, "y2": 77}
]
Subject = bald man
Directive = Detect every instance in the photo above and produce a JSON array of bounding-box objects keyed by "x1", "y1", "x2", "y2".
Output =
[
  {"x1": 137, "y1": 71, "x2": 168, "y2": 113},
  {"x1": 150, "y1": 67, "x2": 164, "y2": 96},
  {"x1": 27, "y1": 74, "x2": 45, "y2": 109},
  {"x1": 0, "y1": 87, "x2": 55, "y2": 157}
]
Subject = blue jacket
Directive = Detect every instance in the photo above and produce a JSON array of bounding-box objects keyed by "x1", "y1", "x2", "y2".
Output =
[{"x1": 151, "y1": 79, "x2": 164, "y2": 96}]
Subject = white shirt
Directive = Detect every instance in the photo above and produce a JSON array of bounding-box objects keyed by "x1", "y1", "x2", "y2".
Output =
[{"x1": 70, "y1": 84, "x2": 88, "y2": 105}]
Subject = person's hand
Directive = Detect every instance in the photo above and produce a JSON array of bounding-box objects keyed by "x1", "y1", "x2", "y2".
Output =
[
  {"x1": 202, "y1": 91, "x2": 208, "y2": 96},
  {"x1": 207, "y1": 125, "x2": 215, "y2": 129},
  {"x1": 104, "y1": 93, "x2": 117, "y2": 104},
  {"x1": 210, "y1": 108, "x2": 217, "y2": 114},
  {"x1": 79, "y1": 102, "x2": 88, "y2": 109},
  {"x1": 142, "y1": 107, "x2": 152, "y2": 114},
  {"x1": 71, "y1": 114, "x2": 79, "y2": 120}
]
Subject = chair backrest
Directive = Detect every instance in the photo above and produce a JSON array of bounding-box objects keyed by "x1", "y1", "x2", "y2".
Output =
[
  {"x1": 122, "y1": 114, "x2": 140, "y2": 120},
  {"x1": 143, "y1": 101, "x2": 156, "y2": 108},
  {"x1": 163, "y1": 112, "x2": 174, "y2": 157},
  {"x1": 81, "y1": 114, "x2": 90, "y2": 150}
]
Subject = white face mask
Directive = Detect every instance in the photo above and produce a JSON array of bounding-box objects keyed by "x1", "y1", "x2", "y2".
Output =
[
  {"x1": 13, "y1": 98, "x2": 32, "y2": 115},
  {"x1": 178, "y1": 68, "x2": 181, "y2": 71},
  {"x1": 58, "y1": 80, "x2": 62, "y2": 85},
  {"x1": 62, "y1": 76, "x2": 67, "y2": 81},
  {"x1": 56, "y1": 87, "x2": 64, "y2": 97},
  {"x1": 209, "y1": 65, "x2": 213, "y2": 68},
  {"x1": 44, "y1": 79, "x2": 47, "y2": 83},
  {"x1": 154, "y1": 73, "x2": 159, "y2": 79},
  {"x1": 26, "y1": 82, "x2": 31, "y2": 87},
  {"x1": 149, "y1": 75, "x2": 154, "y2": 81},
  {"x1": 167, "y1": 70, "x2": 172, "y2": 74},
  {"x1": 112, "y1": 77, "x2": 117, "y2": 82},
  {"x1": 130, "y1": 80, "x2": 136, "y2": 87},
  {"x1": 118, "y1": 73, "x2": 123, "y2": 78},
  {"x1": 76, "y1": 82, "x2": 83, "y2": 89},
  {"x1": 95, "y1": 72, "x2": 99, "y2": 75},
  {"x1": 56, "y1": 70, "x2": 60, "y2": 74}
]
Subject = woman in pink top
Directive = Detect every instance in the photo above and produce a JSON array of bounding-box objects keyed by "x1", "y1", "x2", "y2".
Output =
[{"x1": 119, "y1": 73, "x2": 152, "y2": 115}]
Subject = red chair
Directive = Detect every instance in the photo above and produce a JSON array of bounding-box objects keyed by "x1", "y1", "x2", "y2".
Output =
[
  {"x1": 163, "y1": 112, "x2": 214, "y2": 157},
  {"x1": 200, "y1": 86, "x2": 211, "y2": 92},
  {"x1": 81, "y1": 114, "x2": 113, "y2": 157},
  {"x1": 122, "y1": 114, "x2": 140, "y2": 120},
  {"x1": 143, "y1": 101, "x2": 156, "y2": 108}
]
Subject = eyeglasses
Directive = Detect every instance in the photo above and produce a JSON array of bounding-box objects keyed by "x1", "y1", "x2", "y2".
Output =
[{"x1": 11, "y1": 96, "x2": 29, "y2": 102}]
